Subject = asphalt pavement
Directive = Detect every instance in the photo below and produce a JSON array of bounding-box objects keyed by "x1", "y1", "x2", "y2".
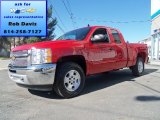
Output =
[
  {"x1": 0, "y1": 60, "x2": 10, "y2": 70},
  {"x1": 0, "y1": 65, "x2": 160, "y2": 120}
]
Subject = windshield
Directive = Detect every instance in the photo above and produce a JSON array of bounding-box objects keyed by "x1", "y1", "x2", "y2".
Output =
[{"x1": 56, "y1": 27, "x2": 91, "y2": 40}]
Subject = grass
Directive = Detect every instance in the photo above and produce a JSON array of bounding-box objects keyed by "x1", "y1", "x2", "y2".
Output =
[{"x1": 0, "y1": 56, "x2": 10, "y2": 60}]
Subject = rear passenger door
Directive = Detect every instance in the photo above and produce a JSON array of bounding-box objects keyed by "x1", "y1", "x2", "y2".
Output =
[{"x1": 111, "y1": 29, "x2": 128, "y2": 69}]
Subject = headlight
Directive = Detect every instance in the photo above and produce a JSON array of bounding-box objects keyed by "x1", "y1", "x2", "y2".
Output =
[{"x1": 31, "y1": 48, "x2": 52, "y2": 64}]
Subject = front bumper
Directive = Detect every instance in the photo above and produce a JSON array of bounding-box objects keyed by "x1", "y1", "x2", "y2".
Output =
[{"x1": 8, "y1": 64, "x2": 56, "y2": 91}]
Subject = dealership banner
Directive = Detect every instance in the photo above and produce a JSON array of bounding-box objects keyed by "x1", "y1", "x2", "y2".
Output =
[{"x1": 0, "y1": 0, "x2": 47, "y2": 36}]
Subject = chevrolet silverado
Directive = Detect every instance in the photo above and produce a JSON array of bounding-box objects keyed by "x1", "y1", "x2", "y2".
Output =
[{"x1": 8, "y1": 26, "x2": 148, "y2": 98}]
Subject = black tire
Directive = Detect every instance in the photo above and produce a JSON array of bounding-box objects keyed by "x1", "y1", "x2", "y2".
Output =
[
  {"x1": 53, "y1": 62, "x2": 85, "y2": 98},
  {"x1": 130, "y1": 57, "x2": 144, "y2": 76}
]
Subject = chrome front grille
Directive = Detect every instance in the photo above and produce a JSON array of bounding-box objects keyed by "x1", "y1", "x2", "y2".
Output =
[{"x1": 11, "y1": 50, "x2": 30, "y2": 67}]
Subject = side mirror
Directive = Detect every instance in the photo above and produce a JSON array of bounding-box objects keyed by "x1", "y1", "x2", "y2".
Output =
[{"x1": 91, "y1": 34, "x2": 105, "y2": 42}]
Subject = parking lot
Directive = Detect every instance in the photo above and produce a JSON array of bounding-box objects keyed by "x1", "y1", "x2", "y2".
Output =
[{"x1": 0, "y1": 64, "x2": 160, "y2": 120}]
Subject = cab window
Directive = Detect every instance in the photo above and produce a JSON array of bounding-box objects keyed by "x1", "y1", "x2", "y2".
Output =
[
  {"x1": 111, "y1": 30, "x2": 122, "y2": 44},
  {"x1": 91, "y1": 28, "x2": 110, "y2": 43}
]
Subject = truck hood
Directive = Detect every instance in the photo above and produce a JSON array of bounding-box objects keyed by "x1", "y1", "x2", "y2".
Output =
[{"x1": 12, "y1": 40, "x2": 80, "y2": 51}]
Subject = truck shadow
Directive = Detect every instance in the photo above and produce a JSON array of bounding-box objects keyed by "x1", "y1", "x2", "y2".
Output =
[
  {"x1": 135, "y1": 96, "x2": 160, "y2": 102},
  {"x1": 28, "y1": 68, "x2": 158, "y2": 99},
  {"x1": 83, "y1": 68, "x2": 158, "y2": 95}
]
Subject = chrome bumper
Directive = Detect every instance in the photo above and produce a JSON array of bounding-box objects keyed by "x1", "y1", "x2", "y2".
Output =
[{"x1": 8, "y1": 64, "x2": 56, "y2": 91}]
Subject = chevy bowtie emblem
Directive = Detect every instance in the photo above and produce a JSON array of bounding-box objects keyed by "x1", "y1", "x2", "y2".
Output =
[{"x1": 11, "y1": 56, "x2": 16, "y2": 61}]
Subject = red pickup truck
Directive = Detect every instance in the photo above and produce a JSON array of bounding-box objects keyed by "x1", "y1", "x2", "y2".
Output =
[{"x1": 8, "y1": 26, "x2": 148, "y2": 98}]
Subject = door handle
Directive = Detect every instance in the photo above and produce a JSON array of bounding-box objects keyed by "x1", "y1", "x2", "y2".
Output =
[
  {"x1": 118, "y1": 54, "x2": 123, "y2": 57},
  {"x1": 109, "y1": 47, "x2": 114, "y2": 51}
]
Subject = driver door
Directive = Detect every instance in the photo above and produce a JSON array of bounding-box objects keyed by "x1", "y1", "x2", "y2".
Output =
[{"x1": 88, "y1": 28, "x2": 117, "y2": 74}]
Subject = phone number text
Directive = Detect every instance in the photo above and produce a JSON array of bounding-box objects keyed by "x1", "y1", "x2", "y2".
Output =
[{"x1": 3, "y1": 30, "x2": 42, "y2": 34}]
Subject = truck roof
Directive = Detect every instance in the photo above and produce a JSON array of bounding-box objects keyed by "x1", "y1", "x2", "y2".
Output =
[
  {"x1": 75, "y1": 26, "x2": 119, "y2": 33},
  {"x1": 87, "y1": 25, "x2": 116, "y2": 30}
]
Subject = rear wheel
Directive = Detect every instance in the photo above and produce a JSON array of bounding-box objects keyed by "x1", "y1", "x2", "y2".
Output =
[
  {"x1": 54, "y1": 62, "x2": 85, "y2": 98},
  {"x1": 130, "y1": 57, "x2": 144, "y2": 76}
]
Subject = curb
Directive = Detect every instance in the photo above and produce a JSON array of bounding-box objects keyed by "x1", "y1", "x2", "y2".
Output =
[
  {"x1": 0, "y1": 68, "x2": 7, "y2": 70},
  {"x1": 147, "y1": 63, "x2": 160, "y2": 66}
]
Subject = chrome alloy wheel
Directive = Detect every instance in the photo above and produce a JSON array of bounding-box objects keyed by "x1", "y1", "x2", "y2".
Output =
[
  {"x1": 64, "y1": 70, "x2": 81, "y2": 92},
  {"x1": 138, "y1": 60, "x2": 143, "y2": 73}
]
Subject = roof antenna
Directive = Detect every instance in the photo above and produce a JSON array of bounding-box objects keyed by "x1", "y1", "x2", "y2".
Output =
[{"x1": 88, "y1": 24, "x2": 90, "y2": 27}]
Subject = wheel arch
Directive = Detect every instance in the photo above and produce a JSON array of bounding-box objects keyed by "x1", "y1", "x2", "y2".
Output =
[
  {"x1": 56, "y1": 55, "x2": 87, "y2": 75},
  {"x1": 137, "y1": 52, "x2": 147, "y2": 62}
]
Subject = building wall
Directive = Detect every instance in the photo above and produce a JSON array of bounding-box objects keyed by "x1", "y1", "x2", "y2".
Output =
[
  {"x1": 151, "y1": 0, "x2": 160, "y2": 60},
  {"x1": 151, "y1": 0, "x2": 160, "y2": 15},
  {"x1": 151, "y1": 0, "x2": 160, "y2": 34},
  {"x1": 151, "y1": 15, "x2": 160, "y2": 34}
]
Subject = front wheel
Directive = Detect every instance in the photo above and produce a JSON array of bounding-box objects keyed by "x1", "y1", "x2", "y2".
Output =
[
  {"x1": 130, "y1": 57, "x2": 144, "y2": 76},
  {"x1": 54, "y1": 62, "x2": 85, "y2": 98}
]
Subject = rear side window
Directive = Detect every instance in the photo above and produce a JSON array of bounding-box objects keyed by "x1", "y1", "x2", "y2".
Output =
[{"x1": 111, "y1": 30, "x2": 122, "y2": 44}]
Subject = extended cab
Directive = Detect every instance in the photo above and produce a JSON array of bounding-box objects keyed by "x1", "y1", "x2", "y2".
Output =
[{"x1": 8, "y1": 26, "x2": 148, "y2": 98}]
